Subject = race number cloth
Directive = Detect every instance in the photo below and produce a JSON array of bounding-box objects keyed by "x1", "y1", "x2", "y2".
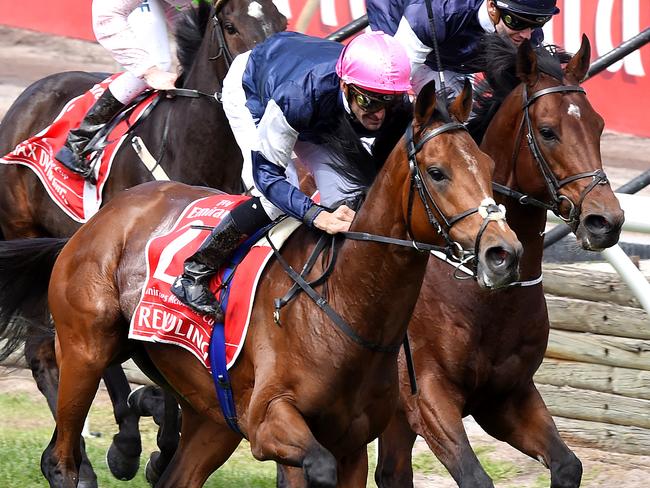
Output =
[
  {"x1": 129, "y1": 194, "x2": 301, "y2": 370},
  {"x1": 0, "y1": 74, "x2": 156, "y2": 223}
]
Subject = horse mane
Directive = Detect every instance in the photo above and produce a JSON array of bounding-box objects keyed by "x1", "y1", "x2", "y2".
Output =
[
  {"x1": 317, "y1": 101, "x2": 413, "y2": 205},
  {"x1": 175, "y1": 1, "x2": 212, "y2": 81},
  {"x1": 467, "y1": 34, "x2": 573, "y2": 143}
]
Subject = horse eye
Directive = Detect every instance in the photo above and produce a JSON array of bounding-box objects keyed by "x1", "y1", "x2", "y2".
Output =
[
  {"x1": 224, "y1": 22, "x2": 237, "y2": 35},
  {"x1": 427, "y1": 167, "x2": 447, "y2": 182},
  {"x1": 539, "y1": 127, "x2": 557, "y2": 141}
]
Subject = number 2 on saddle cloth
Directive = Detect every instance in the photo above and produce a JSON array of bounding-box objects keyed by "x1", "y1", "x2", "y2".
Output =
[{"x1": 130, "y1": 193, "x2": 302, "y2": 433}]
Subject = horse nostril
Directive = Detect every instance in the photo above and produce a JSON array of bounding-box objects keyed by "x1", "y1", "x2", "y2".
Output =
[
  {"x1": 486, "y1": 246, "x2": 511, "y2": 269},
  {"x1": 583, "y1": 214, "x2": 611, "y2": 235}
]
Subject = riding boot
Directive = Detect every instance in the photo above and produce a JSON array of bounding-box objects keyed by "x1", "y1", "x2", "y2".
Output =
[
  {"x1": 55, "y1": 89, "x2": 124, "y2": 178},
  {"x1": 170, "y1": 214, "x2": 247, "y2": 321}
]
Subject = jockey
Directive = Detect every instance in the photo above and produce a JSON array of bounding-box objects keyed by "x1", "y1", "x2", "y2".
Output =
[
  {"x1": 57, "y1": 0, "x2": 189, "y2": 177},
  {"x1": 367, "y1": 0, "x2": 559, "y2": 94},
  {"x1": 171, "y1": 31, "x2": 412, "y2": 319}
]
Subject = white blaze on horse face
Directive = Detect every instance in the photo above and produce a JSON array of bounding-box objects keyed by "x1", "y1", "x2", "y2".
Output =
[
  {"x1": 567, "y1": 103, "x2": 581, "y2": 119},
  {"x1": 248, "y1": 2, "x2": 274, "y2": 37},
  {"x1": 459, "y1": 147, "x2": 490, "y2": 197}
]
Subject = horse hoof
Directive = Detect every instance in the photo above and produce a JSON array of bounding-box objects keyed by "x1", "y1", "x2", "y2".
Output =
[
  {"x1": 106, "y1": 439, "x2": 140, "y2": 480},
  {"x1": 303, "y1": 447, "x2": 337, "y2": 488},
  {"x1": 127, "y1": 385, "x2": 166, "y2": 424},
  {"x1": 145, "y1": 451, "x2": 162, "y2": 487}
]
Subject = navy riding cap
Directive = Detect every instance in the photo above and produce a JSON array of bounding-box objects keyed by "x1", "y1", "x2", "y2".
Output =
[{"x1": 494, "y1": 0, "x2": 560, "y2": 16}]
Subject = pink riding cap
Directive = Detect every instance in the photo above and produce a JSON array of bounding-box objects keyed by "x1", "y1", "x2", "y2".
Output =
[{"x1": 336, "y1": 31, "x2": 411, "y2": 94}]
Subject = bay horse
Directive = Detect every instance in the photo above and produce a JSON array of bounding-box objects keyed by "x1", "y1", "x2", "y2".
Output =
[
  {"x1": 0, "y1": 0, "x2": 286, "y2": 484},
  {"x1": 0, "y1": 83, "x2": 522, "y2": 487},
  {"x1": 372, "y1": 36, "x2": 624, "y2": 487}
]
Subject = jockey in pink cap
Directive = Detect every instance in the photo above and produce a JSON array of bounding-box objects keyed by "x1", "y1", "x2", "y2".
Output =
[{"x1": 171, "y1": 30, "x2": 413, "y2": 320}]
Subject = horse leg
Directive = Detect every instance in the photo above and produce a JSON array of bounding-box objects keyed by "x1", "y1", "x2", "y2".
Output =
[
  {"x1": 277, "y1": 465, "x2": 308, "y2": 487},
  {"x1": 144, "y1": 389, "x2": 181, "y2": 486},
  {"x1": 275, "y1": 446, "x2": 367, "y2": 488},
  {"x1": 41, "y1": 337, "x2": 117, "y2": 487},
  {"x1": 25, "y1": 330, "x2": 98, "y2": 488},
  {"x1": 103, "y1": 364, "x2": 143, "y2": 480},
  {"x1": 374, "y1": 407, "x2": 417, "y2": 487},
  {"x1": 413, "y1": 382, "x2": 494, "y2": 488},
  {"x1": 154, "y1": 404, "x2": 241, "y2": 488},
  {"x1": 336, "y1": 447, "x2": 369, "y2": 488},
  {"x1": 251, "y1": 399, "x2": 338, "y2": 488},
  {"x1": 472, "y1": 383, "x2": 582, "y2": 488}
]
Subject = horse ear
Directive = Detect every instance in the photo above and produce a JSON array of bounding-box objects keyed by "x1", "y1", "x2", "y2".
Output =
[
  {"x1": 414, "y1": 80, "x2": 437, "y2": 126},
  {"x1": 516, "y1": 40, "x2": 538, "y2": 86},
  {"x1": 565, "y1": 34, "x2": 591, "y2": 84},
  {"x1": 448, "y1": 78, "x2": 473, "y2": 123}
]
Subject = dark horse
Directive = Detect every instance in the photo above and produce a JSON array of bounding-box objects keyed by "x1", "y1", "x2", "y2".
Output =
[
  {"x1": 372, "y1": 37, "x2": 624, "y2": 487},
  {"x1": 0, "y1": 0, "x2": 286, "y2": 484},
  {"x1": 0, "y1": 83, "x2": 522, "y2": 487}
]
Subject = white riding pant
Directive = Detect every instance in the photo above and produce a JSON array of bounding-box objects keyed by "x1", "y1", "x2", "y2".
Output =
[
  {"x1": 222, "y1": 51, "x2": 367, "y2": 220},
  {"x1": 93, "y1": 0, "x2": 185, "y2": 104},
  {"x1": 410, "y1": 64, "x2": 468, "y2": 97}
]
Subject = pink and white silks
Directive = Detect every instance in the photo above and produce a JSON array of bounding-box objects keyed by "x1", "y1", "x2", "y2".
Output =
[{"x1": 92, "y1": 0, "x2": 192, "y2": 103}]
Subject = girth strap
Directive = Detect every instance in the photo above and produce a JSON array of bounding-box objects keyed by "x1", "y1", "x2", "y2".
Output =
[{"x1": 274, "y1": 234, "x2": 338, "y2": 312}]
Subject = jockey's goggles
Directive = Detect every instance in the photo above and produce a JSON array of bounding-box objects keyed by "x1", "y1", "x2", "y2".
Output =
[
  {"x1": 500, "y1": 10, "x2": 551, "y2": 31},
  {"x1": 349, "y1": 85, "x2": 404, "y2": 113}
]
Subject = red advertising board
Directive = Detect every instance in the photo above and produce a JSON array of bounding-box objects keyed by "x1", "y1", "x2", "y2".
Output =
[{"x1": 0, "y1": 0, "x2": 649, "y2": 136}]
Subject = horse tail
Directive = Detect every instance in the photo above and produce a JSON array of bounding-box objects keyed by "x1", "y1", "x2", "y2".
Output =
[{"x1": 0, "y1": 238, "x2": 68, "y2": 361}]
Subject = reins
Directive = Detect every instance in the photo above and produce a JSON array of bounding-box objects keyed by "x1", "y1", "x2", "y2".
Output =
[{"x1": 493, "y1": 83, "x2": 609, "y2": 227}]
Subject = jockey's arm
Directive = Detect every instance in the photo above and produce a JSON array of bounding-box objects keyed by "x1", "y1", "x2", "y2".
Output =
[{"x1": 252, "y1": 153, "x2": 354, "y2": 234}]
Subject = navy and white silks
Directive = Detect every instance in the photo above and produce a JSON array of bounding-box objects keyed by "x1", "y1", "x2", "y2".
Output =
[
  {"x1": 223, "y1": 32, "x2": 375, "y2": 225},
  {"x1": 366, "y1": 0, "x2": 544, "y2": 94}
]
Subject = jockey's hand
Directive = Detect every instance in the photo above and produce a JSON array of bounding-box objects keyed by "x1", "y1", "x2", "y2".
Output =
[
  {"x1": 142, "y1": 66, "x2": 178, "y2": 91},
  {"x1": 313, "y1": 205, "x2": 355, "y2": 234}
]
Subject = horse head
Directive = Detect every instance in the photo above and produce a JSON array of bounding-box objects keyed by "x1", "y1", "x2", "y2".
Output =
[
  {"x1": 384, "y1": 79, "x2": 522, "y2": 289},
  {"x1": 486, "y1": 35, "x2": 624, "y2": 251},
  {"x1": 176, "y1": 0, "x2": 286, "y2": 85},
  {"x1": 215, "y1": 0, "x2": 287, "y2": 55}
]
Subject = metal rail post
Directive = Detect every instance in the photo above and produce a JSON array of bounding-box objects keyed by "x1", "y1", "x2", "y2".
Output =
[{"x1": 325, "y1": 14, "x2": 368, "y2": 42}]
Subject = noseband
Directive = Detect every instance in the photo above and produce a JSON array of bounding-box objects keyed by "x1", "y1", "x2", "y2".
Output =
[{"x1": 494, "y1": 84, "x2": 609, "y2": 228}]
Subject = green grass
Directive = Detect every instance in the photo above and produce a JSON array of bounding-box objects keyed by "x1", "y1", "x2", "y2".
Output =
[
  {"x1": 0, "y1": 392, "x2": 384, "y2": 487},
  {"x1": 0, "y1": 392, "x2": 277, "y2": 487},
  {"x1": 411, "y1": 444, "x2": 524, "y2": 484}
]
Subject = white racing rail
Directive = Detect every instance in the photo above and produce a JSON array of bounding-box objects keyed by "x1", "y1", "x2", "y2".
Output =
[{"x1": 547, "y1": 193, "x2": 650, "y2": 315}]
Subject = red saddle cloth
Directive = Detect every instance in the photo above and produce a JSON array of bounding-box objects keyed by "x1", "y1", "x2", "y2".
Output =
[
  {"x1": 129, "y1": 194, "x2": 281, "y2": 370},
  {"x1": 0, "y1": 74, "x2": 157, "y2": 223}
]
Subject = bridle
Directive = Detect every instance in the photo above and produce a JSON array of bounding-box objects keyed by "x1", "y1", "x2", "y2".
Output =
[
  {"x1": 401, "y1": 120, "x2": 507, "y2": 274},
  {"x1": 493, "y1": 83, "x2": 609, "y2": 228},
  {"x1": 210, "y1": 0, "x2": 235, "y2": 70}
]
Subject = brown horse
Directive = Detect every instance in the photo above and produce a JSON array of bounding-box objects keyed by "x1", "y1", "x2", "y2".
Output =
[
  {"x1": 0, "y1": 83, "x2": 522, "y2": 487},
  {"x1": 0, "y1": 0, "x2": 286, "y2": 484},
  {"x1": 372, "y1": 36, "x2": 624, "y2": 487}
]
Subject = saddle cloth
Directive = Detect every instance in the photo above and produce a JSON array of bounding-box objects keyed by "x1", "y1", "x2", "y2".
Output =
[
  {"x1": 0, "y1": 74, "x2": 157, "y2": 223},
  {"x1": 129, "y1": 194, "x2": 300, "y2": 370}
]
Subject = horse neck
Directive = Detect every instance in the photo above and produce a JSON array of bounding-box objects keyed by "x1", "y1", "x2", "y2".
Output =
[
  {"x1": 156, "y1": 21, "x2": 243, "y2": 193},
  {"x1": 329, "y1": 144, "x2": 430, "y2": 349},
  {"x1": 482, "y1": 84, "x2": 547, "y2": 280},
  {"x1": 181, "y1": 20, "x2": 228, "y2": 95}
]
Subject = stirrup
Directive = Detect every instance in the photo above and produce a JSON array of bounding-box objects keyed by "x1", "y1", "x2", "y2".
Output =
[{"x1": 56, "y1": 147, "x2": 98, "y2": 184}]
